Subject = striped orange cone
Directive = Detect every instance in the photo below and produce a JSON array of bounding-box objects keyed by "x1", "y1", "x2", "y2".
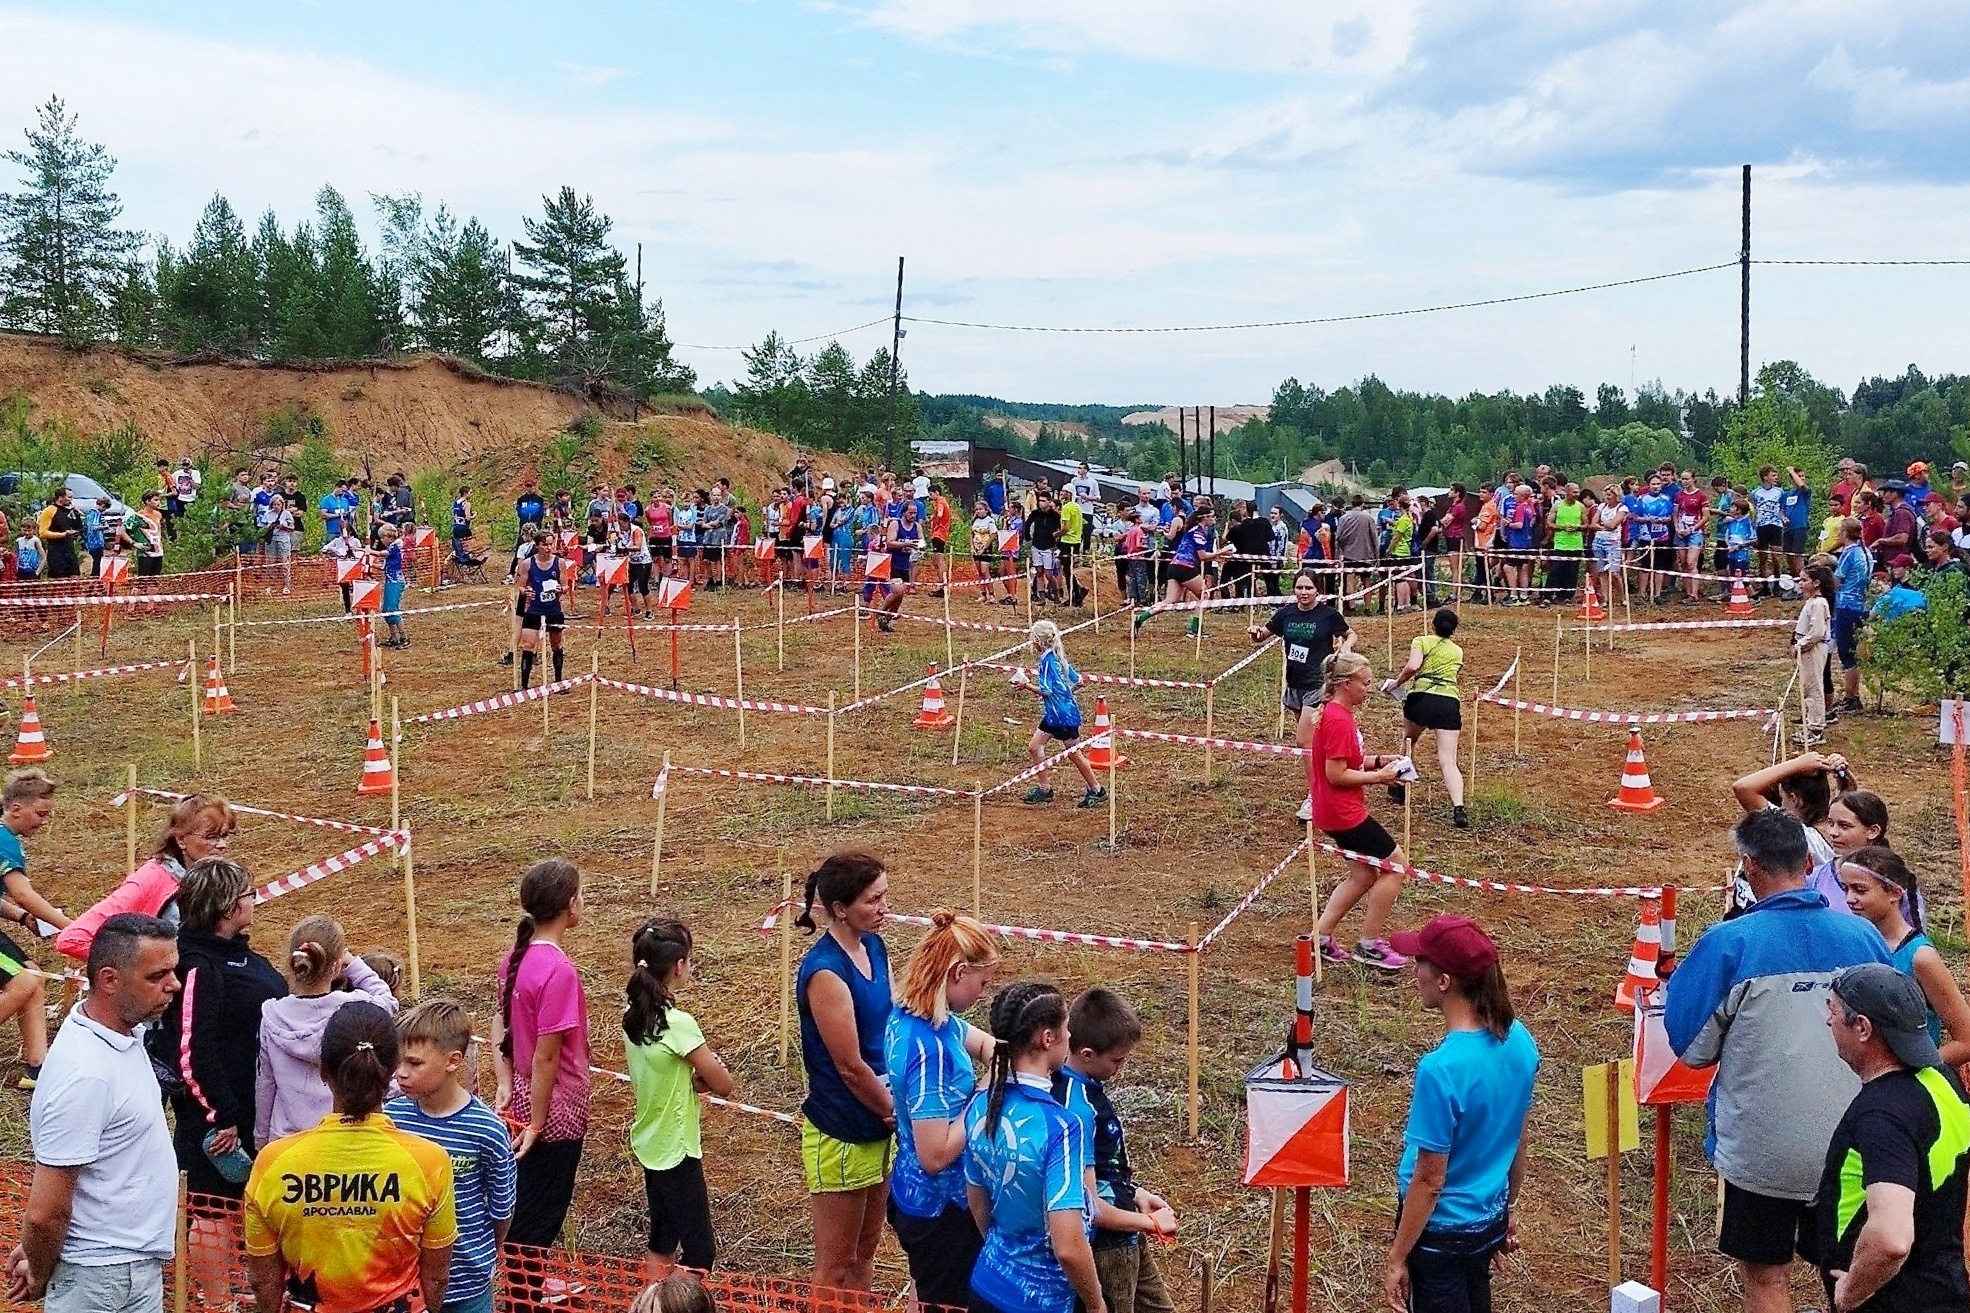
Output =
[
  {"x1": 1576, "y1": 585, "x2": 1607, "y2": 622},
  {"x1": 1657, "y1": 886, "x2": 1680, "y2": 977},
  {"x1": 203, "y1": 657, "x2": 237, "y2": 716},
  {"x1": 1083, "y1": 696, "x2": 1128, "y2": 770},
  {"x1": 1614, "y1": 896, "x2": 1662, "y2": 1010},
  {"x1": 1607, "y1": 728, "x2": 1665, "y2": 812},
  {"x1": 353, "y1": 717, "x2": 395, "y2": 795},
  {"x1": 7, "y1": 694, "x2": 50, "y2": 764},
  {"x1": 912, "y1": 664, "x2": 957, "y2": 729},
  {"x1": 1725, "y1": 576, "x2": 1755, "y2": 616}
]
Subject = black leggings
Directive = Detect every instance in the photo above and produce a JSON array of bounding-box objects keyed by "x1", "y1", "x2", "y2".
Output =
[
  {"x1": 510, "y1": 1137, "x2": 583, "y2": 1247},
  {"x1": 628, "y1": 561, "x2": 652, "y2": 598}
]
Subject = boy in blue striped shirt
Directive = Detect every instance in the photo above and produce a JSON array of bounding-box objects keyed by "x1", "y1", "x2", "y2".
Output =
[{"x1": 387, "y1": 999, "x2": 517, "y2": 1313}]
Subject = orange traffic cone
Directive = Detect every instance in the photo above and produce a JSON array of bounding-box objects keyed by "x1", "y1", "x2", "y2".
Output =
[
  {"x1": 203, "y1": 657, "x2": 237, "y2": 716},
  {"x1": 7, "y1": 694, "x2": 50, "y2": 764},
  {"x1": 1725, "y1": 577, "x2": 1754, "y2": 616},
  {"x1": 1608, "y1": 728, "x2": 1665, "y2": 812},
  {"x1": 354, "y1": 717, "x2": 395, "y2": 795},
  {"x1": 1576, "y1": 585, "x2": 1607, "y2": 622},
  {"x1": 1083, "y1": 696, "x2": 1129, "y2": 770},
  {"x1": 912, "y1": 665, "x2": 957, "y2": 729},
  {"x1": 1614, "y1": 896, "x2": 1662, "y2": 1010},
  {"x1": 1657, "y1": 886, "x2": 1680, "y2": 977}
]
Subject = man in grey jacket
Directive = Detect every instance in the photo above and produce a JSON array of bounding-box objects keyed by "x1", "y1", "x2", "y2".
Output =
[{"x1": 1664, "y1": 809, "x2": 1890, "y2": 1313}]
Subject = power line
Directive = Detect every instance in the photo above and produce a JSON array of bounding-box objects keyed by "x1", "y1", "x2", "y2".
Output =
[
  {"x1": 1753, "y1": 258, "x2": 1970, "y2": 266},
  {"x1": 673, "y1": 316, "x2": 891, "y2": 352},
  {"x1": 898, "y1": 261, "x2": 1740, "y2": 335}
]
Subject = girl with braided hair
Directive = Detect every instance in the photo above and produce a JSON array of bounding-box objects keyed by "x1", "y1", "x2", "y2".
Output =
[
  {"x1": 964, "y1": 982, "x2": 1106, "y2": 1313},
  {"x1": 491, "y1": 860, "x2": 589, "y2": 1254},
  {"x1": 884, "y1": 911, "x2": 1001, "y2": 1306}
]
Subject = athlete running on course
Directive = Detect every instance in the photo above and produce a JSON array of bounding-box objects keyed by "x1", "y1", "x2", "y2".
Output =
[
  {"x1": 517, "y1": 534, "x2": 566, "y2": 690},
  {"x1": 1135, "y1": 496, "x2": 1233, "y2": 635}
]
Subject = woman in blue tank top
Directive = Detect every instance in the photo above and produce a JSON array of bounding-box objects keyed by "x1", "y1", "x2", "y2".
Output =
[
  {"x1": 517, "y1": 536, "x2": 566, "y2": 691},
  {"x1": 794, "y1": 851, "x2": 895, "y2": 1293}
]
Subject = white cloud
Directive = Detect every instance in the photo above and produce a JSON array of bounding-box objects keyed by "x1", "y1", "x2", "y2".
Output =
[{"x1": 553, "y1": 61, "x2": 633, "y2": 91}]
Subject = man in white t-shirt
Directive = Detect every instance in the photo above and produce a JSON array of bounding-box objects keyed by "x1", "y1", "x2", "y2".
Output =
[
  {"x1": 1070, "y1": 462, "x2": 1102, "y2": 507},
  {"x1": 8, "y1": 914, "x2": 181, "y2": 1313},
  {"x1": 910, "y1": 467, "x2": 932, "y2": 502}
]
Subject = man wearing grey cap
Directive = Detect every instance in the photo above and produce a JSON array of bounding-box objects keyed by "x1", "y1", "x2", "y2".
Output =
[{"x1": 1815, "y1": 963, "x2": 1970, "y2": 1311}]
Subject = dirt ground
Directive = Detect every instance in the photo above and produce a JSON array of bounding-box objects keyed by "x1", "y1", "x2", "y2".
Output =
[{"x1": 0, "y1": 572, "x2": 1959, "y2": 1313}]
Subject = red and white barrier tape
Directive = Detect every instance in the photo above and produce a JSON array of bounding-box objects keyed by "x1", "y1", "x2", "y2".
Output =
[
  {"x1": 1315, "y1": 841, "x2": 1726, "y2": 897},
  {"x1": 408, "y1": 676, "x2": 592, "y2": 724},
  {"x1": 1198, "y1": 837, "x2": 1312, "y2": 951},
  {"x1": 1474, "y1": 694, "x2": 1778, "y2": 725},
  {"x1": 886, "y1": 611, "x2": 1031, "y2": 636},
  {"x1": 1212, "y1": 636, "x2": 1280, "y2": 686},
  {"x1": 0, "y1": 658, "x2": 188, "y2": 690},
  {"x1": 1117, "y1": 728, "x2": 1307, "y2": 757},
  {"x1": 975, "y1": 662, "x2": 1212, "y2": 691},
  {"x1": 588, "y1": 1064, "x2": 803, "y2": 1126},
  {"x1": 255, "y1": 831, "x2": 409, "y2": 904},
  {"x1": 233, "y1": 598, "x2": 509, "y2": 628},
  {"x1": 1578, "y1": 618, "x2": 1796, "y2": 633},
  {"x1": 755, "y1": 901, "x2": 1192, "y2": 953},
  {"x1": 597, "y1": 676, "x2": 827, "y2": 716},
  {"x1": 667, "y1": 763, "x2": 967, "y2": 797},
  {"x1": 113, "y1": 788, "x2": 402, "y2": 838},
  {"x1": 835, "y1": 604, "x2": 1130, "y2": 717},
  {"x1": 980, "y1": 735, "x2": 1111, "y2": 797},
  {"x1": 0, "y1": 591, "x2": 232, "y2": 609}
]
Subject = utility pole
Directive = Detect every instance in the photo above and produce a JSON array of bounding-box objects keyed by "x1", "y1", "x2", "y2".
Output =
[
  {"x1": 1739, "y1": 165, "x2": 1751, "y2": 406},
  {"x1": 1176, "y1": 407, "x2": 1186, "y2": 490},
  {"x1": 884, "y1": 257, "x2": 905, "y2": 472},
  {"x1": 633, "y1": 242, "x2": 644, "y2": 420},
  {"x1": 1208, "y1": 405, "x2": 1216, "y2": 497}
]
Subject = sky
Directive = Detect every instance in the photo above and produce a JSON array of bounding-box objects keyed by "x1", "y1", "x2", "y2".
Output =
[{"x1": 3, "y1": 0, "x2": 1968, "y2": 407}]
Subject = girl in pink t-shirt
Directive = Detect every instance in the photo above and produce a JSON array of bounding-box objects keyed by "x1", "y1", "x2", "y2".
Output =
[
  {"x1": 494, "y1": 858, "x2": 590, "y2": 1252},
  {"x1": 1307, "y1": 652, "x2": 1413, "y2": 971}
]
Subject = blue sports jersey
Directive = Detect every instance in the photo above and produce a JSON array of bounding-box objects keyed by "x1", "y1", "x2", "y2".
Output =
[
  {"x1": 1751, "y1": 483, "x2": 1786, "y2": 527},
  {"x1": 1637, "y1": 492, "x2": 1673, "y2": 542},
  {"x1": 885, "y1": 1010, "x2": 975, "y2": 1219},
  {"x1": 383, "y1": 542, "x2": 405, "y2": 583},
  {"x1": 889, "y1": 520, "x2": 920, "y2": 575},
  {"x1": 1835, "y1": 542, "x2": 1871, "y2": 611},
  {"x1": 1034, "y1": 650, "x2": 1082, "y2": 731},
  {"x1": 1172, "y1": 523, "x2": 1213, "y2": 569},
  {"x1": 1396, "y1": 1021, "x2": 1540, "y2": 1235},
  {"x1": 524, "y1": 557, "x2": 564, "y2": 615},
  {"x1": 966, "y1": 1076, "x2": 1086, "y2": 1313},
  {"x1": 452, "y1": 498, "x2": 470, "y2": 535},
  {"x1": 1780, "y1": 486, "x2": 1811, "y2": 530},
  {"x1": 1723, "y1": 515, "x2": 1754, "y2": 551}
]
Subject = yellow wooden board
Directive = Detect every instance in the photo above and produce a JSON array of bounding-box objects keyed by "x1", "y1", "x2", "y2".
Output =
[{"x1": 1583, "y1": 1059, "x2": 1639, "y2": 1159}]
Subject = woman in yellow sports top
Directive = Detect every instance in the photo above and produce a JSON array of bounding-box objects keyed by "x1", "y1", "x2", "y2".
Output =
[
  {"x1": 1383, "y1": 608, "x2": 1468, "y2": 831},
  {"x1": 244, "y1": 1001, "x2": 455, "y2": 1313}
]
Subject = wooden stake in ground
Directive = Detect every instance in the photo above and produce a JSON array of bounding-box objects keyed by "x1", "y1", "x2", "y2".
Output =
[
  {"x1": 1306, "y1": 819, "x2": 1321, "y2": 985},
  {"x1": 1106, "y1": 712, "x2": 1119, "y2": 854},
  {"x1": 1193, "y1": 587, "x2": 1206, "y2": 660},
  {"x1": 1385, "y1": 593, "x2": 1395, "y2": 668},
  {"x1": 1091, "y1": 547, "x2": 1100, "y2": 633},
  {"x1": 1513, "y1": 644, "x2": 1523, "y2": 754},
  {"x1": 211, "y1": 606, "x2": 221, "y2": 689},
  {"x1": 777, "y1": 578, "x2": 786, "y2": 672},
  {"x1": 950, "y1": 660, "x2": 968, "y2": 767},
  {"x1": 1186, "y1": 922, "x2": 1201, "y2": 1137},
  {"x1": 650, "y1": 750, "x2": 671, "y2": 897},
  {"x1": 1025, "y1": 564, "x2": 1035, "y2": 629},
  {"x1": 228, "y1": 590, "x2": 238, "y2": 673},
  {"x1": 1552, "y1": 611, "x2": 1562, "y2": 705},
  {"x1": 1129, "y1": 606, "x2": 1137, "y2": 680},
  {"x1": 826, "y1": 692, "x2": 837, "y2": 820},
  {"x1": 74, "y1": 606, "x2": 82, "y2": 676},
  {"x1": 586, "y1": 651, "x2": 599, "y2": 800},
  {"x1": 943, "y1": 584, "x2": 954, "y2": 673},
  {"x1": 125, "y1": 763, "x2": 137, "y2": 872},
  {"x1": 1203, "y1": 685, "x2": 1216, "y2": 784},
  {"x1": 1467, "y1": 690, "x2": 1480, "y2": 802},
  {"x1": 1403, "y1": 776, "x2": 1413, "y2": 854},
  {"x1": 733, "y1": 624, "x2": 747, "y2": 751},
  {"x1": 1606, "y1": 1059, "x2": 1622, "y2": 1287},
  {"x1": 971, "y1": 787, "x2": 983, "y2": 918},
  {"x1": 390, "y1": 697, "x2": 402, "y2": 860},
  {"x1": 188, "y1": 639, "x2": 201, "y2": 769},
  {"x1": 777, "y1": 858, "x2": 793, "y2": 1065},
  {"x1": 173, "y1": 1172, "x2": 189, "y2": 1313},
  {"x1": 852, "y1": 597, "x2": 862, "y2": 705},
  {"x1": 1277, "y1": 640, "x2": 1288, "y2": 741},
  {"x1": 1261, "y1": 1185, "x2": 1288, "y2": 1313},
  {"x1": 538, "y1": 617, "x2": 550, "y2": 742},
  {"x1": 1584, "y1": 611, "x2": 1591, "y2": 684}
]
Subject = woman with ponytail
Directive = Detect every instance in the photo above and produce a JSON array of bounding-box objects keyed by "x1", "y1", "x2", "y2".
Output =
[
  {"x1": 883, "y1": 910, "x2": 1000, "y2": 1306},
  {"x1": 244, "y1": 1001, "x2": 457, "y2": 1313},
  {"x1": 491, "y1": 859, "x2": 589, "y2": 1254},
  {"x1": 1839, "y1": 846, "x2": 1970, "y2": 1066},
  {"x1": 793, "y1": 850, "x2": 895, "y2": 1292},
  {"x1": 963, "y1": 981, "x2": 1104, "y2": 1313},
  {"x1": 257, "y1": 913, "x2": 399, "y2": 1145},
  {"x1": 1309, "y1": 651, "x2": 1415, "y2": 971},
  {"x1": 624, "y1": 918, "x2": 733, "y2": 1277}
]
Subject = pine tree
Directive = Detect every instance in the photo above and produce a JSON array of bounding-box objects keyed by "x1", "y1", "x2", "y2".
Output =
[
  {"x1": 107, "y1": 259, "x2": 159, "y2": 347},
  {"x1": 734, "y1": 332, "x2": 807, "y2": 437},
  {"x1": 156, "y1": 193, "x2": 259, "y2": 353},
  {"x1": 510, "y1": 186, "x2": 624, "y2": 374},
  {"x1": 406, "y1": 206, "x2": 513, "y2": 367},
  {"x1": 806, "y1": 341, "x2": 859, "y2": 450},
  {"x1": 0, "y1": 96, "x2": 141, "y2": 343},
  {"x1": 312, "y1": 186, "x2": 390, "y2": 357}
]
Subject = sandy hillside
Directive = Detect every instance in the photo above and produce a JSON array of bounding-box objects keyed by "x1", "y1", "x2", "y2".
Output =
[
  {"x1": 0, "y1": 332, "x2": 836, "y2": 494},
  {"x1": 981, "y1": 415, "x2": 1093, "y2": 442},
  {"x1": 1121, "y1": 403, "x2": 1269, "y2": 433}
]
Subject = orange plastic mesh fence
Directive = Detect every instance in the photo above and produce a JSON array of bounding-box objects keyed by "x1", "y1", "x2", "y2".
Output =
[{"x1": 0, "y1": 1165, "x2": 959, "y2": 1313}]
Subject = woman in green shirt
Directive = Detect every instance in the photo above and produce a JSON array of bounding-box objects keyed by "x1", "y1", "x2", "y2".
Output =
[
  {"x1": 1545, "y1": 484, "x2": 1587, "y2": 609},
  {"x1": 1384, "y1": 608, "x2": 1469, "y2": 829},
  {"x1": 624, "y1": 918, "x2": 734, "y2": 1277}
]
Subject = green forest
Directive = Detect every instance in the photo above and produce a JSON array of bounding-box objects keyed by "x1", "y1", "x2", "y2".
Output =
[{"x1": 3, "y1": 96, "x2": 1967, "y2": 488}]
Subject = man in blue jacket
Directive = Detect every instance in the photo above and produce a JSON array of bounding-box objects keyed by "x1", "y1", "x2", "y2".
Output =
[{"x1": 1664, "y1": 807, "x2": 1889, "y2": 1313}]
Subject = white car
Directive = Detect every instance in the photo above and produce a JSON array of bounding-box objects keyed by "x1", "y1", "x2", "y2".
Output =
[{"x1": 1, "y1": 473, "x2": 131, "y2": 530}]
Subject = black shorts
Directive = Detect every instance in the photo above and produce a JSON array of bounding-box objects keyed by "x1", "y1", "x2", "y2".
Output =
[
  {"x1": 1755, "y1": 524, "x2": 1783, "y2": 550},
  {"x1": 1719, "y1": 1180, "x2": 1812, "y2": 1267},
  {"x1": 775, "y1": 541, "x2": 798, "y2": 560},
  {"x1": 1282, "y1": 686, "x2": 1323, "y2": 716},
  {"x1": 1322, "y1": 816, "x2": 1398, "y2": 861},
  {"x1": 137, "y1": 555, "x2": 164, "y2": 578},
  {"x1": 652, "y1": 539, "x2": 674, "y2": 559},
  {"x1": 930, "y1": 538, "x2": 948, "y2": 556},
  {"x1": 1403, "y1": 691, "x2": 1463, "y2": 732},
  {"x1": 1167, "y1": 563, "x2": 1200, "y2": 585},
  {"x1": 643, "y1": 1156, "x2": 715, "y2": 1270},
  {"x1": 0, "y1": 926, "x2": 26, "y2": 981},
  {"x1": 523, "y1": 611, "x2": 567, "y2": 633},
  {"x1": 1781, "y1": 527, "x2": 1807, "y2": 556},
  {"x1": 1649, "y1": 543, "x2": 1675, "y2": 574},
  {"x1": 889, "y1": 1200, "x2": 983, "y2": 1310},
  {"x1": 1038, "y1": 720, "x2": 1080, "y2": 743}
]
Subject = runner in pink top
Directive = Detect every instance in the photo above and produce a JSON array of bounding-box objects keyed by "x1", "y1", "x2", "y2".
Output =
[{"x1": 56, "y1": 794, "x2": 236, "y2": 960}]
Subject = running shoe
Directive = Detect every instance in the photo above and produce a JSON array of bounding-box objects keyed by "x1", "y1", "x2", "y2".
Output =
[
  {"x1": 999, "y1": 596, "x2": 1018, "y2": 606},
  {"x1": 1185, "y1": 619, "x2": 1200, "y2": 637},
  {"x1": 1452, "y1": 805, "x2": 1469, "y2": 830},
  {"x1": 498, "y1": 652, "x2": 513, "y2": 666},
  {"x1": 1023, "y1": 786, "x2": 1055, "y2": 805},
  {"x1": 1133, "y1": 608, "x2": 1153, "y2": 629},
  {"x1": 1840, "y1": 697, "x2": 1865, "y2": 713},
  {"x1": 1352, "y1": 938, "x2": 1409, "y2": 971},
  {"x1": 1077, "y1": 787, "x2": 1108, "y2": 808},
  {"x1": 16, "y1": 1062, "x2": 39, "y2": 1091},
  {"x1": 876, "y1": 616, "x2": 893, "y2": 632},
  {"x1": 1296, "y1": 795, "x2": 1313, "y2": 822},
  {"x1": 1318, "y1": 935, "x2": 1350, "y2": 965}
]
